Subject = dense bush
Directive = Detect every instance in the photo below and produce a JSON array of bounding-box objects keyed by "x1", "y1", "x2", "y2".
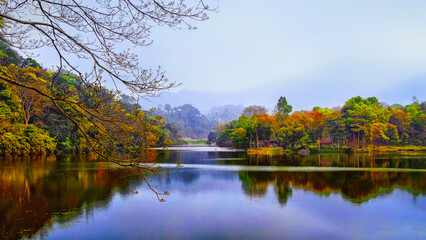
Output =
[{"x1": 0, "y1": 123, "x2": 56, "y2": 155}]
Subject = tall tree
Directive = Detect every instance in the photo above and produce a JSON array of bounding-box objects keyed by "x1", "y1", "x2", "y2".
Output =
[{"x1": 276, "y1": 96, "x2": 292, "y2": 116}]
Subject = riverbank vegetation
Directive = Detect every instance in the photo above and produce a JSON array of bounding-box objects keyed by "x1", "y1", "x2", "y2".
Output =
[
  {"x1": 210, "y1": 96, "x2": 426, "y2": 152},
  {"x1": 0, "y1": 42, "x2": 179, "y2": 155},
  {"x1": 187, "y1": 139, "x2": 208, "y2": 145}
]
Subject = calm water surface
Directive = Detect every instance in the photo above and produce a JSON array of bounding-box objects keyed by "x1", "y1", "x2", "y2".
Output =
[{"x1": 1, "y1": 146, "x2": 425, "y2": 239}]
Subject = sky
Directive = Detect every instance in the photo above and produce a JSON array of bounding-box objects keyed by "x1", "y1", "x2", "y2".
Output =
[{"x1": 35, "y1": 0, "x2": 426, "y2": 112}]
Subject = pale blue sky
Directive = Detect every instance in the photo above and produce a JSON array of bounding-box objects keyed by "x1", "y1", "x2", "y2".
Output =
[{"x1": 35, "y1": 0, "x2": 426, "y2": 111}]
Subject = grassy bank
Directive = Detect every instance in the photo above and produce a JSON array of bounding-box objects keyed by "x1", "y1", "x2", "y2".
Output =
[
  {"x1": 364, "y1": 145, "x2": 426, "y2": 153},
  {"x1": 187, "y1": 139, "x2": 207, "y2": 145},
  {"x1": 247, "y1": 147, "x2": 284, "y2": 155},
  {"x1": 247, "y1": 145, "x2": 426, "y2": 155}
]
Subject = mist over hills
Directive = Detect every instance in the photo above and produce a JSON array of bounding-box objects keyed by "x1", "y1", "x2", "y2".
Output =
[
  {"x1": 152, "y1": 103, "x2": 244, "y2": 139},
  {"x1": 206, "y1": 104, "x2": 244, "y2": 124},
  {"x1": 141, "y1": 76, "x2": 425, "y2": 114},
  {"x1": 141, "y1": 75, "x2": 425, "y2": 140}
]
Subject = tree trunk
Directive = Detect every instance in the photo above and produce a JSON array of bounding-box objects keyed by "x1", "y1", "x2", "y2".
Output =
[
  {"x1": 352, "y1": 134, "x2": 355, "y2": 147},
  {"x1": 363, "y1": 135, "x2": 365, "y2": 148},
  {"x1": 256, "y1": 131, "x2": 259, "y2": 148},
  {"x1": 357, "y1": 132, "x2": 360, "y2": 148}
]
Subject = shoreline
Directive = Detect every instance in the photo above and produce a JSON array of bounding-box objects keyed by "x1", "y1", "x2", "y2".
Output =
[{"x1": 247, "y1": 146, "x2": 426, "y2": 155}]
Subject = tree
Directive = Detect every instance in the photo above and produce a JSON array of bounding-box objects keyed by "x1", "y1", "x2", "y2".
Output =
[
  {"x1": 0, "y1": 0, "x2": 214, "y2": 201},
  {"x1": 325, "y1": 110, "x2": 346, "y2": 148},
  {"x1": 276, "y1": 96, "x2": 292, "y2": 116},
  {"x1": 207, "y1": 131, "x2": 219, "y2": 144},
  {"x1": 309, "y1": 107, "x2": 327, "y2": 149},
  {"x1": 7, "y1": 65, "x2": 50, "y2": 127},
  {"x1": 242, "y1": 105, "x2": 268, "y2": 116},
  {"x1": 405, "y1": 102, "x2": 425, "y2": 145}
]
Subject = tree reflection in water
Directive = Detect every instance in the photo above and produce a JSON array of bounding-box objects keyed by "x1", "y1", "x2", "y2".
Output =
[
  {"x1": 241, "y1": 152, "x2": 426, "y2": 169},
  {"x1": 238, "y1": 171, "x2": 425, "y2": 205},
  {"x1": 0, "y1": 152, "x2": 425, "y2": 239},
  {"x1": 0, "y1": 154, "x2": 140, "y2": 239}
]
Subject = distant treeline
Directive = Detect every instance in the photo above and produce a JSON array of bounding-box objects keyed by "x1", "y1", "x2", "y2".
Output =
[{"x1": 209, "y1": 96, "x2": 426, "y2": 149}]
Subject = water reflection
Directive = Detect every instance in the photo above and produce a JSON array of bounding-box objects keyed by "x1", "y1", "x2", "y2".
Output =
[
  {"x1": 238, "y1": 171, "x2": 425, "y2": 205},
  {"x1": 0, "y1": 154, "x2": 139, "y2": 240},
  {"x1": 241, "y1": 153, "x2": 426, "y2": 169},
  {"x1": 158, "y1": 168, "x2": 425, "y2": 205},
  {"x1": 0, "y1": 150, "x2": 425, "y2": 239},
  {"x1": 157, "y1": 149, "x2": 426, "y2": 169}
]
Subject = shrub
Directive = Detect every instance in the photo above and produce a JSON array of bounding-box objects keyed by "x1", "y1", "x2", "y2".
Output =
[
  {"x1": 0, "y1": 123, "x2": 56, "y2": 155},
  {"x1": 343, "y1": 147, "x2": 354, "y2": 154},
  {"x1": 284, "y1": 149, "x2": 293, "y2": 154},
  {"x1": 309, "y1": 148, "x2": 320, "y2": 154}
]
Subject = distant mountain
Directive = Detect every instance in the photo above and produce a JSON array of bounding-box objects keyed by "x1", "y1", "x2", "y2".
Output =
[
  {"x1": 140, "y1": 89, "x2": 265, "y2": 113},
  {"x1": 207, "y1": 104, "x2": 244, "y2": 125},
  {"x1": 153, "y1": 104, "x2": 216, "y2": 139}
]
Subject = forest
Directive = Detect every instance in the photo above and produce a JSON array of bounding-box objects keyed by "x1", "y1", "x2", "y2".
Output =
[
  {"x1": 0, "y1": 42, "x2": 181, "y2": 155},
  {"x1": 210, "y1": 96, "x2": 426, "y2": 151}
]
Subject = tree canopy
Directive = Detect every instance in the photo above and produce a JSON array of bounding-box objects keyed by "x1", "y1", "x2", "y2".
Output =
[{"x1": 210, "y1": 96, "x2": 426, "y2": 149}]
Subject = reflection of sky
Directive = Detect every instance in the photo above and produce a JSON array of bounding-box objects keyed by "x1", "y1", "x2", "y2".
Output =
[{"x1": 45, "y1": 169, "x2": 426, "y2": 240}]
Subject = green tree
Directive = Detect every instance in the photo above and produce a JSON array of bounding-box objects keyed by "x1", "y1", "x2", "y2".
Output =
[{"x1": 276, "y1": 96, "x2": 292, "y2": 116}]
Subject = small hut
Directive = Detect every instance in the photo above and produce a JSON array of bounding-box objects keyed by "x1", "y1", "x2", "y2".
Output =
[{"x1": 319, "y1": 138, "x2": 332, "y2": 148}]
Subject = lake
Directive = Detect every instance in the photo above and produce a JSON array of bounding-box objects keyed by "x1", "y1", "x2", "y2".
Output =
[{"x1": 1, "y1": 146, "x2": 425, "y2": 239}]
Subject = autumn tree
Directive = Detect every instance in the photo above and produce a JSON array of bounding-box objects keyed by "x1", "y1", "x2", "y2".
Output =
[
  {"x1": 234, "y1": 115, "x2": 256, "y2": 148},
  {"x1": 7, "y1": 65, "x2": 50, "y2": 127},
  {"x1": 309, "y1": 107, "x2": 328, "y2": 149}
]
